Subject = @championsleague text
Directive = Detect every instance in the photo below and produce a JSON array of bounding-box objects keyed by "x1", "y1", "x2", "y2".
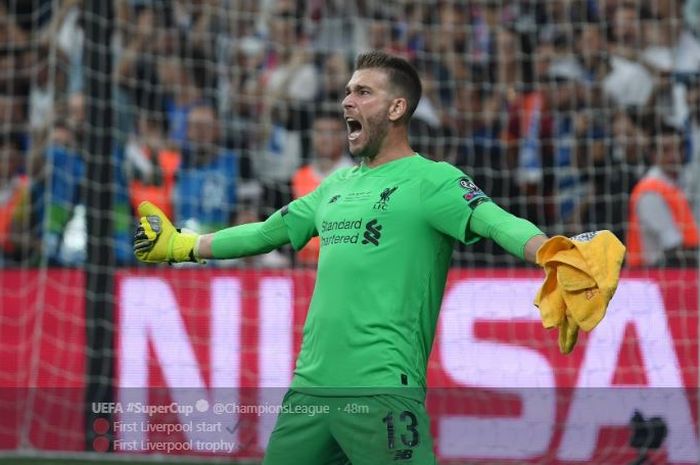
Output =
[{"x1": 212, "y1": 402, "x2": 330, "y2": 417}]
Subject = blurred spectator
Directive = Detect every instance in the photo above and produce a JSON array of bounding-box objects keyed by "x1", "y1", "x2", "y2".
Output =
[
  {"x1": 158, "y1": 50, "x2": 210, "y2": 148},
  {"x1": 0, "y1": 131, "x2": 30, "y2": 265},
  {"x1": 174, "y1": 104, "x2": 237, "y2": 233},
  {"x1": 402, "y1": 1, "x2": 431, "y2": 56},
  {"x1": 0, "y1": 5, "x2": 31, "y2": 143},
  {"x1": 7, "y1": 0, "x2": 698, "y2": 268},
  {"x1": 291, "y1": 109, "x2": 352, "y2": 198},
  {"x1": 469, "y1": 1, "x2": 520, "y2": 71},
  {"x1": 501, "y1": 35, "x2": 557, "y2": 226},
  {"x1": 583, "y1": 109, "x2": 645, "y2": 240},
  {"x1": 640, "y1": 2, "x2": 684, "y2": 126},
  {"x1": 546, "y1": 59, "x2": 596, "y2": 234},
  {"x1": 450, "y1": 80, "x2": 522, "y2": 267},
  {"x1": 39, "y1": 0, "x2": 83, "y2": 93},
  {"x1": 28, "y1": 45, "x2": 70, "y2": 134},
  {"x1": 261, "y1": 1, "x2": 316, "y2": 96},
  {"x1": 572, "y1": 10, "x2": 612, "y2": 109},
  {"x1": 451, "y1": 80, "x2": 513, "y2": 202},
  {"x1": 531, "y1": 24, "x2": 561, "y2": 87},
  {"x1": 0, "y1": 93, "x2": 26, "y2": 129},
  {"x1": 0, "y1": 3, "x2": 29, "y2": 50},
  {"x1": 609, "y1": 0, "x2": 644, "y2": 60},
  {"x1": 533, "y1": 0, "x2": 576, "y2": 52},
  {"x1": 219, "y1": 36, "x2": 265, "y2": 207},
  {"x1": 125, "y1": 110, "x2": 180, "y2": 219},
  {"x1": 685, "y1": 0, "x2": 700, "y2": 35},
  {"x1": 643, "y1": 0, "x2": 683, "y2": 53},
  {"x1": 31, "y1": 92, "x2": 85, "y2": 266},
  {"x1": 412, "y1": 60, "x2": 463, "y2": 167},
  {"x1": 316, "y1": 51, "x2": 351, "y2": 102},
  {"x1": 413, "y1": 50, "x2": 455, "y2": 114},
  {"x1": 116, "y1": 3, "x2": 177, "y2": 132},
  {"x1": 0, "y1": 47, "x2": 30, "y2": 101},
  {"x1": 675, "y1": 0, "x2": 700, "y2": 73},
  {"x1": 356, "y1": 9, "x2": 409, "y2": 56},
  {"x1": 310, "y1": 1, "x2": 366, "y2": 54},
  {"x1": 679, "y1": 73, "x2": 700, "y2": 222},
  {"x1": 603, "y1": 1, "x2": 656, "y2": 106},
  {"x1": 574, "y1": 10, "x2": 609, "y2": 80},
  {"x1": 627, "y1": 123, "x2": 698, "y2": 267},
  {"x1": 291, "y1": 108, "x2": 353, "y2": 265},
  {"x1": 218, "y1": 5, "x2": 264, "y2": 122},
  {"x1": 29, "y1": 91, "x2": 134, "y2": 266},
  {"x1": 410, "y1": 60, "x2": 454, "y2": 158},
  {"x1": 173, "y1": 0, "x2": 225, "y2": 56},
  {"x1": 256, "y1": 3, "x2": 318, "y2": 215},
  {"x1": 430, "y1": 2, "x2": 469, "y2": 56},
  {"x1": 610, "y1": 108, "x2": 651, "y2": 172},
  {"x1": 260, "y1": 8, "x2": 317, "y2": 106},
  {"x1": 493, "y1": 26, "x2": 522, "y2": 95}
]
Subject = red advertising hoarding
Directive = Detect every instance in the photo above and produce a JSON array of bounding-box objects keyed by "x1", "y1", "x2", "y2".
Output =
[
  {"x1": 0, "y1": 270, "x2": 86, "y2": 451},
  {"x1": 1, "y1": 269, "x2": 698, "y2": 463}
]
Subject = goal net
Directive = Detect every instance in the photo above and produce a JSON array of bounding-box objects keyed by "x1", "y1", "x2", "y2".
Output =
[{"x1": 0, "y1": 0, "x2": 698, "y2": 464}]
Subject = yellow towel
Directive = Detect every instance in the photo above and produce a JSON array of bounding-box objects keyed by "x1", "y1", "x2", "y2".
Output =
[{"x1": 534, "y1": 231, "x2": 626, "y2": 354}]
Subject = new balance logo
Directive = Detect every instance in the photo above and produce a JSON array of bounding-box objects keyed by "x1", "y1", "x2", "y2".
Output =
[
  {"x1": 393, "y1": 449, "x2": 413, "y2": 461},
  {"x1": 361, "y1": 219, "x2": 382, "y2": 246},
  {"x1": 328, "y1": 194, "x2": 341, "y2": 204}
]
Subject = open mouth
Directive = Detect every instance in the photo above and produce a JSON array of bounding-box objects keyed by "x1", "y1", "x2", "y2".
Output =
[{"x1": 346, "y1": 118, "x2": 363, "y2": 141}]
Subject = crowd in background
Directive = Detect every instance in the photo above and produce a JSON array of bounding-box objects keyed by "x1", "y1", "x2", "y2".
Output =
[{"x1": 0, "y1": 0, "x2": 698, "y2": 267}]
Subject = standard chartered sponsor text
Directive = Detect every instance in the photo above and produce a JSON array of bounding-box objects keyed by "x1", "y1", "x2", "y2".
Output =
[
  {"x1": 320, "y1": 218, "x2": 363, "y2": 246},
  {"x1": 320, "y1": 218, "x2": 362, "y2": 233},
  {"x1": 212, "y1": 402, "x2": 330, "y2": 416}
]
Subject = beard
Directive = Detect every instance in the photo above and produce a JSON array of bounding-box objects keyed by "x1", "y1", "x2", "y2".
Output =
[{"x1": 351, "y1": 111, "x2": 391, "y2": 161}]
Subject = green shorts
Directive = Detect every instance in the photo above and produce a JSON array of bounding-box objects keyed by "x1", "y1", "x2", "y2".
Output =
[{"x1": 262, "y1": 390, "x2": 436, "y2": 465}]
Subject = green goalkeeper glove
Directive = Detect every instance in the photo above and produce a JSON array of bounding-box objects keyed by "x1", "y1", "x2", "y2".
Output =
[{"x1": 133, "y1": 201, "x2": 199, "y2": 263}]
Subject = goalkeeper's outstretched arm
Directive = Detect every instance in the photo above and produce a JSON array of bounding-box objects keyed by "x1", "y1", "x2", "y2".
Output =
[
  {"x1": 196, "y1": 209, "x2": 290, "y2": 259},
  {"x1": 133, "y1": 201, "x2": 291, "y2": 263},
  {"x1": 468, "y1": 201, "x2": 548, "y2": 264}
]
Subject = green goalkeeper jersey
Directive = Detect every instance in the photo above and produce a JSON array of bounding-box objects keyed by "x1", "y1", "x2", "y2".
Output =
[{"x1": 282, "y1": 154, "x2": 488, "y2": 399}]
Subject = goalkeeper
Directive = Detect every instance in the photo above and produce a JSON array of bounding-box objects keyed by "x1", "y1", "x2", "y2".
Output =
[{"x1": 134, "y1": 51, "x2": 613, "y2": 465}]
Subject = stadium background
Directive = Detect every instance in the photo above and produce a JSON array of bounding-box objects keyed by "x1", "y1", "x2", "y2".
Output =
[{"x1": 0, "y1": 0, "x2": 699, "y2": 464}]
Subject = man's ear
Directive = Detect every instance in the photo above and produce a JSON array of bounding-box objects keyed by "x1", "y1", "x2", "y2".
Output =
[{"x1": 388, "y1": 97, "x2": 408, "y2": 122}]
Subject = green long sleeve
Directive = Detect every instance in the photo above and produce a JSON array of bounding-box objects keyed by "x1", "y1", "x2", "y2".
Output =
[
  {"x1": 211, "y1": 210, "x2": 291, "y2": 259},
  {"x1": 468, "y1": 201, "x2": 545, "y2": 260}
]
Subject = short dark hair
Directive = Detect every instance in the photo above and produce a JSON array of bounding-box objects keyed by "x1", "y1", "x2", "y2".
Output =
[{"x1": 355, "y1": 50, "x2": 422, "y2": 122}]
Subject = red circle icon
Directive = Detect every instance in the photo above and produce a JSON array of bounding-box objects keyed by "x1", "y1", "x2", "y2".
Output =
[
  {"x1": 93, "y1": 418, "x2": 110, "y2": 435},
  {"x1": 92, "y1": 436, "x2": 109, "y2": 453}
]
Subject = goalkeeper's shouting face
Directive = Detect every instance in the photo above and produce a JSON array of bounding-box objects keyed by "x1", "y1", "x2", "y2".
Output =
[
  {"x1": 343, "y1": 68, "x2": 394, "y2": 160},
  {"x1": 342, "y1": 51, "x2": 422, "y2": 161}
]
